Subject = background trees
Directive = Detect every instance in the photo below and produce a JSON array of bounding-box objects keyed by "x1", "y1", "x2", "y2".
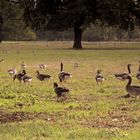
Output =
[
  {"x1": 0, "y1": 0, "x2": 139, "y2": 45},
  {"x1": 0, "y1": 0, "x2": 36, "y2": 42},
  {"x1": 19, "y1": 0, "x2": 139, "y2": 49}
]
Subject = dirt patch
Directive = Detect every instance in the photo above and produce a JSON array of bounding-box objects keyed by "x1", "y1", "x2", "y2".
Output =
[
  {"x1": 80, "y1": 111, "x2": 137, "y2": 130},
  {"x1": 0, "y1": 111, "x2": 57, "y2": 124},
  {"x1": 69, "y1": 94, "x2": 100, "y2": 103},
  {"x1": 0, "y1": 112, "x2": 34, "y2": 123}
]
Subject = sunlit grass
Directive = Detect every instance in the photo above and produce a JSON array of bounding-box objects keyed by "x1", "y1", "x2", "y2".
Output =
[{"x1": 0, "y1": 41, "x2": 140, "y2": 139}]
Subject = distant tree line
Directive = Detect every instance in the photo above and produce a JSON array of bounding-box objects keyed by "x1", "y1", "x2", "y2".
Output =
[
  {"x1": 37, "y1": 25, "x2": 140, "y2": 41},
  {"x1": 19, "y1": 0, "x2": 140, "y2": 49},
  {"x1": 2, "y1": 22, "x2": 140, "y2": 41}
]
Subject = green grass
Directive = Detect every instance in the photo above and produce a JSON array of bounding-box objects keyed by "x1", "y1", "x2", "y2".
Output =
[{"x1": 0, "y1": 41, "x2": 140, "y2": 140}]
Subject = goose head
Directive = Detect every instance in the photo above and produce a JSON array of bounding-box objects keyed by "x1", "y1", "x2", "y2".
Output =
[
  {"x1": 54, "y1": 82, "x2": 58, "y2": 88},
  {"x1": 127, "y1": 64, "x2": 132, "y2": 67},
  {"x1": 97, "y1": 69, "x2": 102, "y2": 74},
  {"x1": 22, "y1": 70, "x2": 26, "y2": 75}
]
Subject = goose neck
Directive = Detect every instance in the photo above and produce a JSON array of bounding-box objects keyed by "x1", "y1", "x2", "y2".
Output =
[
  {"x1": 126, "y1": 76, "x2": 132, "y2": 86},
  {"x1": 127, "y1": 65, "x2": 131, "y2": 74},
  {"x1": 138, "y1": 65, "x2": 140, "y2": 72},
  {"x1": 61, "y1": 63, "x2": 63, "y2": 72}
]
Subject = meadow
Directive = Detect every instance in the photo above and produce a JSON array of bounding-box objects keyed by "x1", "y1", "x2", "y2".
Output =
[{"x1": 0, "y1": 41, "x2": 140, "y2": 140}]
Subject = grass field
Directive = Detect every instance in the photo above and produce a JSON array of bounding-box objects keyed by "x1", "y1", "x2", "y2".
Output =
[{"x1": 0, "y1": 41, "x2": 140, "y2": 140}]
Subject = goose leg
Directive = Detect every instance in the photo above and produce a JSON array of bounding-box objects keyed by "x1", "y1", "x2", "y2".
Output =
[{"x1": 57, "y1": 96, "x2": 59, "y2": 102}]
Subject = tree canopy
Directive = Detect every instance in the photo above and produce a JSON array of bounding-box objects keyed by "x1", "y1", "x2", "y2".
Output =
[
  {"x1": 0, "y1": 0, "x2": 19, "y2": 42},
  {"x1": 6, "y1": 0, "x2": 140, "y2": 48},
  {"x1": 0, "y1": 0, "x2": 37, "y2": 42}
]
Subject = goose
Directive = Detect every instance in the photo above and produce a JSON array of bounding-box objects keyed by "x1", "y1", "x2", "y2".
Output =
[
  {"x1": 115, "y1": 64, "x2": 132, "y2": 80},
  {"x1": 21, "y1": 61, "x2": 27, "y2": 70},
  {"x1": 95, "y1": 70, "x2": 104, "y2": 84},
  {"x1": 53, "y1": 82, "x2": 69, "y2": 102},
  {"x1": 58, "y1": 62, "x2": 72, "y2": 82},
  {"x1": 8, "y1": 67, "x2": 17, "y2": 77},
  {"x1": 13, "y1": 70, "x2": 26, "y2": 84},
  {"x1": 136, "y1": 61, "x2": 140, "y2": 82},
  {"x1": 39, "y1": 64, "x2": 47, "y2": 69},
  {"x1": 74, "y1": 63, "x2": 78, "y2": 69},
  {"x1": 122, "y1": 75, "x2": 140, "y2": 99},
  {"x1": 36, "y1": 70, "x2": 52, "y2": 81}
]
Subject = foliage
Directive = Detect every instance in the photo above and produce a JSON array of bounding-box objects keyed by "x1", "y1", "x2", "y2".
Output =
[
  {"x1": 0, "y1": 0, "x2": 36, "y2": 42},
  {"x1": 19, "y1": 0, "x2": 139, "y2": 48}
]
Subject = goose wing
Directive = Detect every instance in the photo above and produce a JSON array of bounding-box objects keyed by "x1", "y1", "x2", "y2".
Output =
[
  {"x1": 59, "y1": 72, "x2": 71, "y2": 78},
  {"x1": 131, "y1": 85, "x2": 140, "y2": 90},
  {"x1": 55, "y1": 87, "x2": 69, "y2": 94},
  {"x1": 127, "y1": 85, "x2": 140, "y2": 95},
  {"x1": 23, "y1": 75, "x2": 32, "y2": 79},
  {"x1": 22, "y1": 75, "x2": 32, "y2": 82},
  {"x1": 40, "y1": 74, "x2": 51, "y2": 78},
  {"x1": 115, "y1": 73, "x2": 130, "y2": 80},
  {"x1": 96, "y1": 75, "x2": 104, "y2": 79},
  {"x1": 37, "y1": 74, "x2": 51, "y2": 81}
]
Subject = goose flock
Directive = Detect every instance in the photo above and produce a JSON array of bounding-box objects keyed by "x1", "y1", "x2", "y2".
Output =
[
  {"x1": 4, "y1": 60, "x2": 140, "y2": 101},
  {"x1": 6, "y1": 62, "x2": 72, "y2": 102}
]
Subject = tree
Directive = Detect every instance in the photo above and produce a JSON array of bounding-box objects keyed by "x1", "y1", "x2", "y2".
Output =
[
  {"x1": 0, "y1": 0, "x2": 21, "y2": 42},
  {"x1": 0, "y1": 0, "x2": 37, "y2": 42},
  {"x1": 2, "y1": 21, "x2": 37, "y2": 41},
  {"x1": 20, "y1": 0, "x2": 139, "y2": 49}
]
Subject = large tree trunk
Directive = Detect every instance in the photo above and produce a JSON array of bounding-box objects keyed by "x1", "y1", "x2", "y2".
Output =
[
  {"x1": 0, "y1": 25, "x2": 2, "y2": 43},
  {"x1": 0, "y1": 16, "x2": 3, "y2": 43},
  {"x1": 73, "y1": 26, "x2": 83, "y2": 49}
]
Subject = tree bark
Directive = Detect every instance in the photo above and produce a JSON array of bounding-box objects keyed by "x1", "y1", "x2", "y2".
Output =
[
  {"x1": 73, "y1": 26, "x2": 83, "y2": 49},
  {"x1": 0, "y1": 25, "x2": 2, "y2": 43},
  {"x1": 0, "y1": 16, "x2": 3, "y2": 43}
]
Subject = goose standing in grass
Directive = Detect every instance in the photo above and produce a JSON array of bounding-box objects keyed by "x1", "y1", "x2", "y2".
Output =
[
  {"x1": 115, "y1": 64, "x2": 132, "y2": 80},
  {"x1": 53, "y1": 82, "x2": 69, "y2": 102},
  {"x1": 21, "y1": 61, "x2": 27, "y2": 70},
  {"x1": 58, "y1": 62, "x2": 72, "y2": 82},
  {"x1": 122, "y1": 75, "x2": 140, "y2": 99},
  {"x1": 13, "y1": 70, "x2": 26, "y2": 84},
  {"x1": 74, "y1": 63, "x2": 79, "y2": 69},
  {"x1": 8, "y1": 67, "x2": 17, "y2": 77},
  {"x1": 39, "y1": 64, "x2": 47, "y2": 69},
  {"x1": 136, "y1": 61, "x2": 140, "y2": 82},
  {"x1": 36, "y1": 70, "x2": 52, "y2": 81},
  {"x1": 95, "y1": 70, "x2": 104, "y2": 84}
]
